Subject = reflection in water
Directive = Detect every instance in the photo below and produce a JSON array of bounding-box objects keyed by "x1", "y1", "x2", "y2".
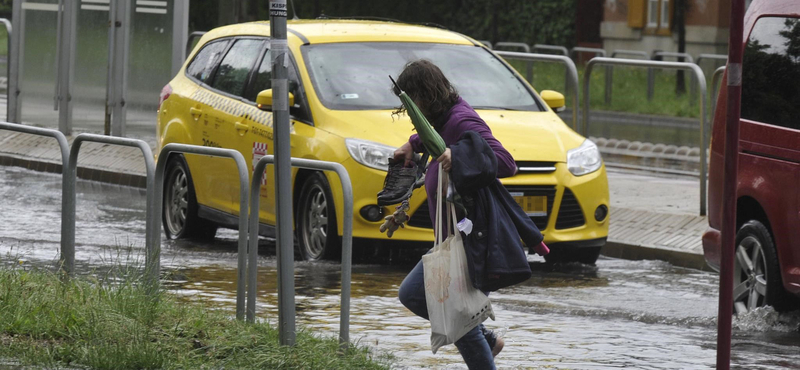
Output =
[
  {"x1": 163, "y1": 258, "x2": 800, "y2": 370},
  {"x1": 3, "y1": 167, "x2": 800, "y2": 369}
]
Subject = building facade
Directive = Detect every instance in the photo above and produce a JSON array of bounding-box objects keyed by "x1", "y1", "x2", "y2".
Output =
[{"x1": 600, "y1": 0, "x2": 739, "y2": 58}]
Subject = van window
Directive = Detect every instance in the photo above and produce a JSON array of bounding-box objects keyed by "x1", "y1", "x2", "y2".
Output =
[
  {"x1": 210, "y1": 39, "x2": 265, "y2": 97},
  {"x1": 742, "y1": 17, "x2": 800, "y2": 130},
  {"x1": 186, "y1": 40, "x2": 229, "y2": 83}
]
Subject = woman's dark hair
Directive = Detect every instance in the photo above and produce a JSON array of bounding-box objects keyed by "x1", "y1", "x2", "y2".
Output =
[{"x1": 392, "y1": 60, "x2": 459, "y2": 124}]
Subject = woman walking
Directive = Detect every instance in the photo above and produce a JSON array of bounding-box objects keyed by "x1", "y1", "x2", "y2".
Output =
[{"x1": 389, "y1": 60, "x2": 549, "y2": 369}]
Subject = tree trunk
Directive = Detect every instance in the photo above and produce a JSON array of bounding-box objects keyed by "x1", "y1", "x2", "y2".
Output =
[{"x1": 675, "y1": 0, "x2": 687, "y2": 95}]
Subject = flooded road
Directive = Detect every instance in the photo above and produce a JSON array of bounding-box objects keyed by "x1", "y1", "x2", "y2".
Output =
[{"x1": 1, "y1": 166, "x2": 799, "y2": 369}]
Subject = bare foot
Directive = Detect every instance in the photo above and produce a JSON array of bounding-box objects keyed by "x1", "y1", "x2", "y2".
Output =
[{"x1": 492, "y1": 336, "x2": 504, "y2": 358}]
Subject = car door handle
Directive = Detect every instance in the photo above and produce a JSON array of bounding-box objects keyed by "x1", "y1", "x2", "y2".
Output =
[
  {"x1": 189, "y1": 107, "x2": 203, "y2": 120},
  {"x1": 235, "y1": 121, "x2": 249, "y2": 134}
]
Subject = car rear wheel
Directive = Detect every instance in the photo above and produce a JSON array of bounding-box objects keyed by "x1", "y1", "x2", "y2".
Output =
[
  {"x1": 733, "y1": 220, "x2": 791, "y2": 313},
  {"x1": 296, "y1": 172, "x2": 340, "y2": 261},
  {"x1": 162, "y1": 156, "x2": 217, "y2": 240}
]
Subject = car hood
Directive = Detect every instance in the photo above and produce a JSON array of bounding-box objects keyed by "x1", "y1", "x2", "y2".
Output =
[{"x1": 316, "y1": 109, "x2": 585, "y2": 163}]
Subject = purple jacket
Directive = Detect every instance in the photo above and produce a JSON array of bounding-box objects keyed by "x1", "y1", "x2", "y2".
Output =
[{"x1": 409, "y1": 98, "x2": 517, "y2": 227}]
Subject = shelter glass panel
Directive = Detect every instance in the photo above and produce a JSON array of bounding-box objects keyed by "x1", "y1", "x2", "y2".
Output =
[
  {"x1": 127, "y1": 0, "x2": 176, "y2": 138},
  {"x1": 19, "y1": 0, "x2": 61, "y2": 128},
  {"x1": 72, "y1": 1, "x2": 112, "y2": 131}
]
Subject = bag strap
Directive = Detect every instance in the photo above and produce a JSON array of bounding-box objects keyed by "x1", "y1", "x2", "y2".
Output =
[{"x1": 435, "y1": 162, "x2": 444, "y2": 246}]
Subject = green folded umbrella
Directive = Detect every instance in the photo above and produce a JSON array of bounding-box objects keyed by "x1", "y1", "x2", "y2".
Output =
[{"x1": 390, "y1": 76, "x2": 446, "y2": 158}]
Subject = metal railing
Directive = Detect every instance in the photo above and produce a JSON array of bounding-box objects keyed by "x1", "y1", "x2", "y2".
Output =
[
  {"x1": 710, "y1": 66, "x2": 726, "y2": 123},
  {"x1": 532, "y1": 44, "x2": 569, "y2": 56},
  {"x1": 153, "y1": 144, "x2": 250, "y2": 320},
  {"x1": 63, "y1": 134, "x2": 155, "y2": 277},
  {"x1": 649, "y1": 51, "x2": 697, "y2": 102},
  {"x1": 186, "y1": 31, "x2": 206, "y2": 58},
  {"x1": 697, "y1": 53, "x2": 728, "y2": 66},
  {"x1": 249, "y1": 155, "x2": 354, "y2": 349},
  {"x1": 496, "y1": 51, "x2": 580, "y2": 131},
  {"x1": 0, "y1": 122, "x2": 70, "y2": 267},
  {"x1": 571, "y1": 46, "x2": 606, "y2": 59},
  {"x1": 1, "y1": 17, "x2": 17, "y2": 123},
  {"x1": 605, "y1": 50, "x2": 650, "y2": 105},
  {"x1": 495, "y1": 42, "x2": 533, "y2": 80},
  {"x1": 583, "y1": 58, "x2": 708, "y2": 216},
  {"x1": 495, "y1": 42, "x2": 530, "y2": 53}
]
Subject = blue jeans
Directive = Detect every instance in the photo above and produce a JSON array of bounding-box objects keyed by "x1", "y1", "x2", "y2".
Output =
[{"x1": 398, "y1": 259, "x2": 497, "y2": 370}]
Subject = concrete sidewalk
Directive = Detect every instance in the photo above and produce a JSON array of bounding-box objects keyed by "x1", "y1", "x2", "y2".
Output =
[{"x1": 0, "y1": 126, "x2": 709, "y2": 271}]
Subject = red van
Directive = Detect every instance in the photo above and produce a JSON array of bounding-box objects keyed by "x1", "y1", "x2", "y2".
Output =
[{"x1": 703, "y1": 0, "x2": 800, "y2": 313}]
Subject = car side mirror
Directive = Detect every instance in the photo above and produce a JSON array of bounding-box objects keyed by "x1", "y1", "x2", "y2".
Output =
[
  {"x1": 540, "y1": 90, "x2": 566, "y2": 113},
  {"x1": 256, "y1": 89, "x2": 295, "y2": 111}
]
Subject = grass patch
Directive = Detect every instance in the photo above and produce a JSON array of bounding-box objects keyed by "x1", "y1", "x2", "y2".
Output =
[
  {"x1": 508, "y1": 61, "x2": 712, "y2": 118},
  {"x1": 0, "y1": 267, "x2": 392, "y2": 370}
]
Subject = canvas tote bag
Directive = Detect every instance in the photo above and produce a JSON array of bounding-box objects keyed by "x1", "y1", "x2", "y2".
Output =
[{"x1": 422, "y1": 163, "x2": 494, "y2": 354}]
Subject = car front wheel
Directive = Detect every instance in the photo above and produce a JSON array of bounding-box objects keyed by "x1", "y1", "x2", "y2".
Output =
[
  {"x1": 733, "y1": 220, "x2": 791, "y2": 313},
  {"x1": 296, "y1": 172, "x2": 340, "y2": 261}
]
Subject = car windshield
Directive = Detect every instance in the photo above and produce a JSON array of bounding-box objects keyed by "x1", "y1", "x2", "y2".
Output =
[{"x1": 302, "y1": 42, "x2": 543, "y2": 111}]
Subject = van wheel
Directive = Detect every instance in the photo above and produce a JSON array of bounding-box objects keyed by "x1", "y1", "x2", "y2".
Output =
[
  {"x1": 733, "y1": 220, "x2": 791, "y2": 313},
  {"x1": 162, "y1": 156, "x2": 217, "y2": 240},
  {"x1": 296, "y1": 172, "x2": 340, "y2": 261}
]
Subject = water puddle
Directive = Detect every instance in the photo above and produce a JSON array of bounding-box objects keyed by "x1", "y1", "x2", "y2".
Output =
[{"x1": 2, "y1": 166, "x2": 800, "y2": 369}]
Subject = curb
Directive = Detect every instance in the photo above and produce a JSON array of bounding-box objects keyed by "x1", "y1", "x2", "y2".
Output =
[
  {"x1": 602, "y1": 240, "x2": 711, "y2": 271},
  {"x1": 0, "y1": 153, "x2": 147, "y2": 188}
]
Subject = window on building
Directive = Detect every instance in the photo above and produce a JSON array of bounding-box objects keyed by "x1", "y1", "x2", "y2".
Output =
[
  {"x1": 644, "y1": 0, "x2": 671, "y2": 34},
  {"x1": 660, "y1": 0, "x2": 670, "y2": 28},
  {"x1": 741, "y1": 17, "x2": 800, "y2": 130},
  {"x1": 647, "y1": 0, "x2": 659, "y2": 28}
]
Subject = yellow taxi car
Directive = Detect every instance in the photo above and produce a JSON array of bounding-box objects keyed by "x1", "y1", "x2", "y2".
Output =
[{"x1": 157, "y1": 19, "x2": 609, "y2": 263}]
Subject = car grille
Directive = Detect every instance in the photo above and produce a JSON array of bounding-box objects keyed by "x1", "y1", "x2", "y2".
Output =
[
  {"x1": 515, "y1": 161, "x2": 557, "y2": 173},
  {"x1": 407, "y1": 201, "x2": 433, "y2": 229},
  {"x1": 407, "y1": 185, "x2": 558, "y2": 231},
  {"x1": 555, "y1": 187, "x2": 586, "y2": 229}
]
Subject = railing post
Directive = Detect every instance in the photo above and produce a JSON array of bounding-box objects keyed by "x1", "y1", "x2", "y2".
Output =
[
  {"x1": 0, "y1": 123, "x2": 71, "y2": 273},
  {"x1": 583, "y1": 58, "x2": 707, "y2": 215},
  {"x1": 154, "y1": 144, "x2": 249, "y2": 317},
  {"x1": 247, "y1": 156, "x2": 354, "y2": 349},
  {"x1": 710, "y1": 66, "x2": 726, "y2": 123},
  {"x1": 495, "y1": 51, "x2": 579, "y2": 132},
  {"x1": 64, "y1": 134, "x2": 155, "y2": 280}
]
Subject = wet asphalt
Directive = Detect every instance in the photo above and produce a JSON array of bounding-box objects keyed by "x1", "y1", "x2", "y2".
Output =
[{"x1": 1, "y1": 166, "x2": 799, "y2": 369}]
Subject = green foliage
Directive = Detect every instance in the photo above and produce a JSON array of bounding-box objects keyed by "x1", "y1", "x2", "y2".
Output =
[
  {"x1": 188, "y1": 0, "x2": 577, "y2": 47},
  {"x1": 0, "y1": 267, "x2": 392, "y2": 370},
  {"x1": 507, "y1": 61, "x2": 703, "y2": 119}
]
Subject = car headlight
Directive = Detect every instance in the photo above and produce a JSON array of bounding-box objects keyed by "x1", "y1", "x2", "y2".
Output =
[
  {"x1": 345, "y1": 138, "x2": 395, "y2": 171},
  {"x1": 567, "y1": 139, "x2": 602, "y2": 176}
]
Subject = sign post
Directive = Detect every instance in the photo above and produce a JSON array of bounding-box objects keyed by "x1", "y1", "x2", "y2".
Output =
[
  {"x1": 717, "y1": 0, "x2": 746, "y2": 369},
  {"x1": 269, "y1": 0, "x2": 296, "y2": 346}
]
